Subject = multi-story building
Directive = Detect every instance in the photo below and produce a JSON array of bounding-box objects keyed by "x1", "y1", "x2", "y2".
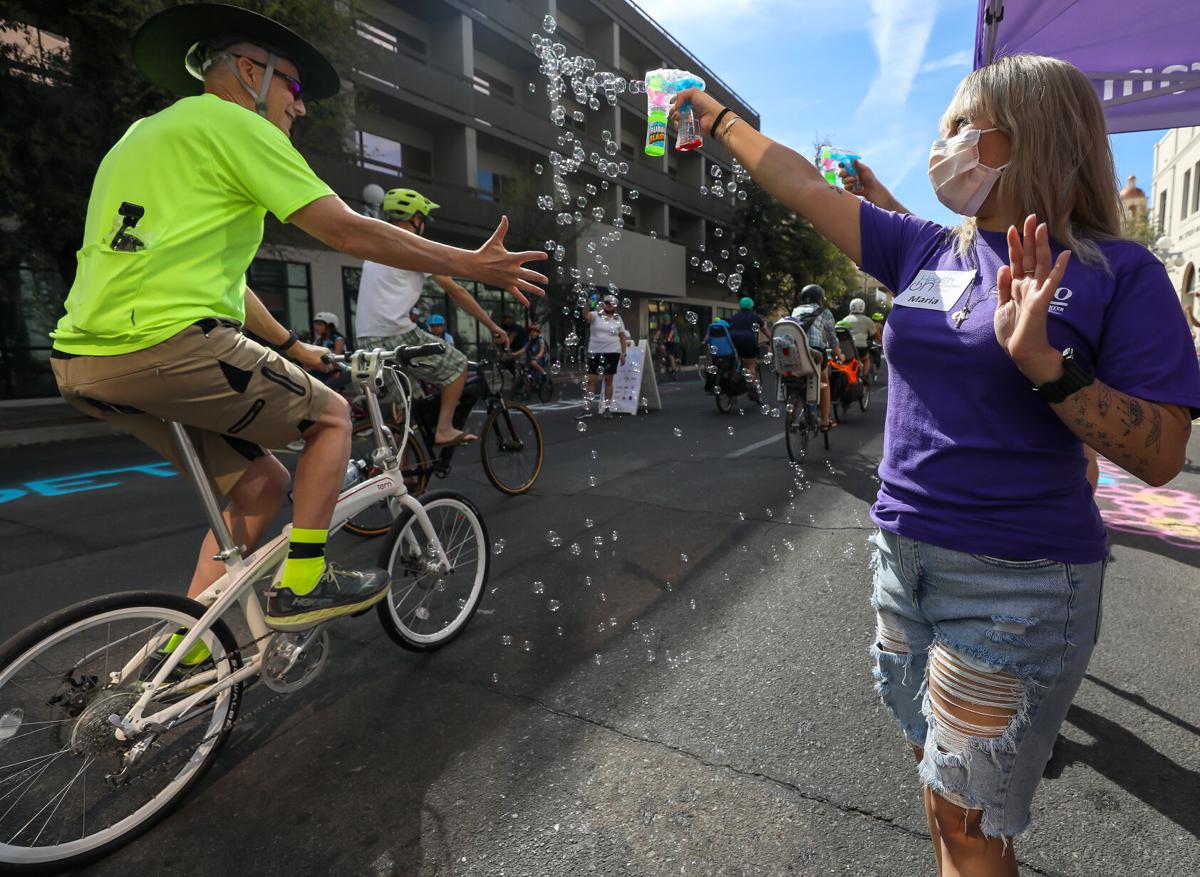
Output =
[
  {"x1": 259, "y1": 0, "x2": 760, "y2": 365},
  {"x1": 1149, "y1": 127, "x2": 1200, "y2": 341}
]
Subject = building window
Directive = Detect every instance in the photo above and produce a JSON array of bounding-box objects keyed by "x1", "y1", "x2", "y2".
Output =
[
  {"x1": 1182, "y1": 170, "x2": 1191, "y2": 220},
  {"x1": 355, "y1": 130, "x2": 432, "y2": 179},
  {"x1": 1193, "y1": 162, "x2": 1200, "y2": 215},
  {"x1": 247, "y1": 259, "x2": 311, "y2": 335},
  {"x1": 477, "y1": 169, "x2": 505, "y2": 201},
  {"x1": 1158, "y1": 190, "x2": 1168, "y2": 231},
  {"x1": 355, "y1": 17, "x2": 426, "y2": 57},
  {"x1": 341, "y1": 266, "x2": 361, "y2": 348},
  {"x1": 473, "y1": 70, "x2": 514, "y2": 102}
]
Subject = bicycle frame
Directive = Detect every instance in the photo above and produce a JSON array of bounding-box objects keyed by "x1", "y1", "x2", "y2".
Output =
[{"x1": 111, "y1": 349, "x2": 451, "y2": 739}]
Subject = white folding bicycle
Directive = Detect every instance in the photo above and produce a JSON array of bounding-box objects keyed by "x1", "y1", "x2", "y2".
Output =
[{"x1": 0, "y1": 343, "x2": 489, "y2": 871}]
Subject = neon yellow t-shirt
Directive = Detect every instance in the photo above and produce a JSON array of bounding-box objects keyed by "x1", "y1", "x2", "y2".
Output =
[{"x1": 51, "y1": 94, "x2": 334, "y2": 355}]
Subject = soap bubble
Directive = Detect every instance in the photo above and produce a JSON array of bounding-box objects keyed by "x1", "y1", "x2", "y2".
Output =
[
  {"x1": 502, "y1": 635, "x2": 513, "y2": 646},
  {"x1": 492, "y1": 539, "x2": 506, "y2": 554},
  {"x1": 548, "y1": 599, "x2": 561, "y2": 612},
  {"x1": 576, "y1": 420, "x2": 588, "y2": 432},
  {"x1": 542, "y1": 14, "x2": 557, "y2": 33},
  {"x1": 532, "y1": 580, "x2": 545, "y2": 594},
  {"x1": 673, "y1": 427, "x2": 682, "y2": 437},
  {"x1": 686, "y1": 311, "x2": 698, "y2": 325},
  {"x1": 622, "y1": 297, "x2": 631, "y2": 308},
  {"x1": 727, "y1": 426, "x2": 735, "y2": 435},
  {"x1": 738, "y1": 246, "x2": 748, "y2": 256}
]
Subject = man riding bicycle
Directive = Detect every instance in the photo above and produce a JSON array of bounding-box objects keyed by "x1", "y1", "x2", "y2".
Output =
[
  {"x1": 843, "y1": 297, "x2": 881, "y2": 374},
  {"x1": 797, "y1": 284, "x2": 842, "y2": 431},
  {"x1": 356, "y1": 187, "x2": 511, "y2": 448},
  {"x1": 49, "y1": 4, "x2": 546, "y2": 632}
]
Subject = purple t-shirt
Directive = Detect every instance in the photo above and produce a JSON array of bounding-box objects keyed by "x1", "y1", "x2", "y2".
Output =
[{"x1": 860, "y1": 200, "x2": 1200, "y2": 563}]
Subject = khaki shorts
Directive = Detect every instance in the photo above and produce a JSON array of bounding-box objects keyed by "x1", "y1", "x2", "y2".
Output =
[{"x1": 52, "y1": 320, "x2": 337, "y2": 495}]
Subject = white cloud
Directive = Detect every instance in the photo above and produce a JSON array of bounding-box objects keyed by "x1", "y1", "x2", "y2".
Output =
[
  {"x1": 857, "y1": 0, "x2": 939, "y2": 116},
  {"x1": 920, "y1": 49, "x2": 972, "y2": 74}
]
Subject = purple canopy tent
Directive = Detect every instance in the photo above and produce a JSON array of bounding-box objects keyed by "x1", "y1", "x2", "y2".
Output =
[{"x1": 975, "y1": 0, "x2": 1200, "y2": 133}]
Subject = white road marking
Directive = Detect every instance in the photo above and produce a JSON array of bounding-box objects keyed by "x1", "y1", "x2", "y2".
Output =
[{"x1": 727, "y1": 432, "x2": 785, "y2": 458}]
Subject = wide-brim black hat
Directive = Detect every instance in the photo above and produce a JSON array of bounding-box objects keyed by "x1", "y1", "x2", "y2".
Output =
[{"x1": 132, "y1": 3, "x2": 340, "y2": 100}]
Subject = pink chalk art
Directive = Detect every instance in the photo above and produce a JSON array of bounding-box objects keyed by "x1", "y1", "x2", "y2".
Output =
[{"x1": 1094, "y1": 457, "x2": 1200, "y2": 549}]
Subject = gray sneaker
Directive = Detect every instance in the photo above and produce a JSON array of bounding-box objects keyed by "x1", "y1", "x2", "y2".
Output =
[{"x1": 265, "y1": 564, "x2": 391, "y2": 631}]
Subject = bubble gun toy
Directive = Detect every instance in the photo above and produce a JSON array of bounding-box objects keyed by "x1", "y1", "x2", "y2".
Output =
[
  {"x1": 645, "y1": 69, "x2": 706, "y2": 156},
  {"x1": 817, "y1": 146, "x2": 861, "y2": 186}
]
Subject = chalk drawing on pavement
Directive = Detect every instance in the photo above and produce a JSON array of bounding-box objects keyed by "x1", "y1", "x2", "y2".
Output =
[{"x1": 1095, "y1": 458, "x2": 1200, "y2": 549}]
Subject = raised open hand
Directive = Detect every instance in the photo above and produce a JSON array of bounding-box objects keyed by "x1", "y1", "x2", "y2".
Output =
[
  {"x1": 473, "y1": 216, "x2": 549, "y2": 306},
  {"x1": 994, "y1": 214, "x2": 1072, "y2": 384}
]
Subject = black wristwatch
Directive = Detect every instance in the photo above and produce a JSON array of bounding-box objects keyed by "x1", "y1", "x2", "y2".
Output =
[
  {"x1": 270, "y1": 330, "x2": 300, "y2": 354},
  {"x1": 1033, "y1": 347, "x2": 1094, "y2": 403}
]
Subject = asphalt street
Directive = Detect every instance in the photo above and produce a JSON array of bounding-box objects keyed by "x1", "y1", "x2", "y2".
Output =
[{"x1": 1, "y1": 370, "x2": 1198, "y2": 877}]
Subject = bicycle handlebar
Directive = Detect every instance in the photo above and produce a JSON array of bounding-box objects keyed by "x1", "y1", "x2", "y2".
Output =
[{"x1": 321, "y1": 341, "x2": 446, "y2": 370}]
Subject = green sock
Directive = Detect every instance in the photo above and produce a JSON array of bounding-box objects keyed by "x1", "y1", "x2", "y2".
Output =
[
  {"x1": 279, "y1": 527, "x2": 328, "y2": 595},
  {"x1": 163, "y1": 632, "x2": 211, "y2": 665}
]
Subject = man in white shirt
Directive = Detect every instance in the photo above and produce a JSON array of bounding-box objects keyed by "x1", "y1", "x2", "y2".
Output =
[
  {"x1": 356, "y1": 188, "x2": 510, "y2": 445},
  {"x1": 581, "y1": 294, "x2": 629, "y2": 418}
]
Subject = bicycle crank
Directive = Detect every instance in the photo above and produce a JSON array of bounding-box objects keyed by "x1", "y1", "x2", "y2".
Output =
[{"x1": 261, "y1": 625, "x2": 331, "y2": 693}]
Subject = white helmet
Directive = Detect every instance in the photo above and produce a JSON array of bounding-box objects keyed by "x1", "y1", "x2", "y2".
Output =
[
  {"x1": 849, "y1": 298, "x2": 866, "y2": 314},
  {"x1": 313, "y1": 311, "x2": 339, "y2": 328}
]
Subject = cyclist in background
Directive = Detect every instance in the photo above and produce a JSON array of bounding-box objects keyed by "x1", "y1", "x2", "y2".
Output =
[
  {"x1": 728, "y1": 296, "x2": 769, "y2": 398},
  {"x1": 656, "y1": 314, "x2": 680, "y2": 378},
  {"x1": 428, "y1": 313, "x2": 455, "y2": 348},
  {"x1": 526, "y1": 323, "x2": 549, "y2": 380},
  {"x1": 357, "y1": 187, "x2": 511, "y2": 448},
  {"x1": 799, "y1": 284, "x2": 841, "y2": 431},
  {"x1": 843, "y1": 298, "x2": 880, "y2": 374},
  {"x1": 309, "y1": 311, "x2": 349, "y2": 391},
  {"x1": 49, "y1": 5, "x2": 546, "y2": 632}
]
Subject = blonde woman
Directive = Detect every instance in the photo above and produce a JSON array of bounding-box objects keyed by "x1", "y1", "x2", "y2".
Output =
[{"x1": 675, "y1": 55, "x2": 1200, "y2": 875}]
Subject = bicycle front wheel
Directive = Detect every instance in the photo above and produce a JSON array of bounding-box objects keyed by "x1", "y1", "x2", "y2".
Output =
[
  {"x1": 377, "y1": 491, "x2": 489, "y2": 650},
  {"x1": 859, "y1": 381, "x2": 871, "y2": 412},
  {"x1": 536, "y1": 375, "x2": 554, "y2": 404},
  {"x1": 0, "y1": 592, "x2": 242, "y2": 872},
  {"x1": 480, "y1": 402, "x2": 544, "y2": 495}
]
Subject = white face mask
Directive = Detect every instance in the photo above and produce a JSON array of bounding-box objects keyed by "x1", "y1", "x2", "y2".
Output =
[{"x1": 928, "y1": 127, "x2": 1008, "y2": 216}]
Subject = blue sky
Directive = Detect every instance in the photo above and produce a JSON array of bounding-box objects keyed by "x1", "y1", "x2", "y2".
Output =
[{"x1": 636, "y1": 0, "x2": 1161, "y2": 225}]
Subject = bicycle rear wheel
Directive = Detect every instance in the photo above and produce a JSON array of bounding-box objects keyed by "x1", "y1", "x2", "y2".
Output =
[
  {"x1": 785, "y1": 395, "x2": 808, "y2": 463},
  {"x1": 376, "y1": 491, "x2": 488, "y2": 651},
  {"x1": 479, "y1": 402, "x2": 544, "y2": 495},
  {"x1": 714, "y1": 386, "x2": 734, "y2": 413},
  {"x1": 859, "y1": 380, "x2": 871, "y2": 412},
  {"x1": 0, "y1": 592, "x2": 241, "y2": 872},
  {"x1": 536, "y1": 375, "x2": 554, "y2": 403}
]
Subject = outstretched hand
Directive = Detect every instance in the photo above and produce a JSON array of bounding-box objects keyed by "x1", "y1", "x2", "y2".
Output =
[
  {"x1": 837, "y1": 158, "x2": 876, "y2": 197},
  {"x1": 994, "y1": 214, "x2": 1072, "y2": 385},
  {"x1": 473, "y1": 216, "x2": 549, "y2": 306}
]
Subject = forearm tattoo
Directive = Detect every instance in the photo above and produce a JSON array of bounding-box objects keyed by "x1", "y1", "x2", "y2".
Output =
[{"x1": 1063, "y1": 381, "x2": 1170, "y2": 481}]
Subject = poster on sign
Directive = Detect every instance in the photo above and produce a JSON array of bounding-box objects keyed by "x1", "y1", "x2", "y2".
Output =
[{"x1": 611, "y1": 340, "x2": 661, "y2": 415}]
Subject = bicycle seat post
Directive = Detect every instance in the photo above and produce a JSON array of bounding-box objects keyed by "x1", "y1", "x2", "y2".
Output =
[{"x1": 167, "y1": 421, "x2": 243, "y2": 565}]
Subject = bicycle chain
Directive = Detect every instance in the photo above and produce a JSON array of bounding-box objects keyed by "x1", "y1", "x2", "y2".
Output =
[{"x1": 118, "y1": 628, "x2": 285, "y2": 787}]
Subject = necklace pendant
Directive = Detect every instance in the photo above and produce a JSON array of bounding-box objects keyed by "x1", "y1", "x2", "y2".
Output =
[{"x1": 952, "y1": 309, "x2": 967, "y2": 328}]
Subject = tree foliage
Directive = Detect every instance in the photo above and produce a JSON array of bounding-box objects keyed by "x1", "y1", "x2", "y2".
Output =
[
  {"x1": 730, "y1": 180, "x2": 860, "y2": 316},
  {"x1": 0, "y1": 0, "x2": 358, "y2": 283}
]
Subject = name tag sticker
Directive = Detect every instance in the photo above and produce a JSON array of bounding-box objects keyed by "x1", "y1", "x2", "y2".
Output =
[{"x1": 895, "y1": 270, "x2": 976, "y2": 312}]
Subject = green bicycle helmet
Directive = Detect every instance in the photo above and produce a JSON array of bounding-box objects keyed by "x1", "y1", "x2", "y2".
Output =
[
  {"x1": 738, "y1": 296, "x2": 754, "y2": 309},
  {"x1": 382, "y1": 188, "x2": 440, "y2": 221},
  {"x1": 872, "y1": 311, "x2": 885, "y2": 322}
]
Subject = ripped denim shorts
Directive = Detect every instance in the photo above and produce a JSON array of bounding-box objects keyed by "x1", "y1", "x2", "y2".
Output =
[{"x1": 869, "y1": 528, "x2": 1105, "y2": 842}]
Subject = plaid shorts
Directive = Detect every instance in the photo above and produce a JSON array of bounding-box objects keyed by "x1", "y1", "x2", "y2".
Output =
[{"x1": 358, "y1": 327, "x2": 467, "y2": 386}]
